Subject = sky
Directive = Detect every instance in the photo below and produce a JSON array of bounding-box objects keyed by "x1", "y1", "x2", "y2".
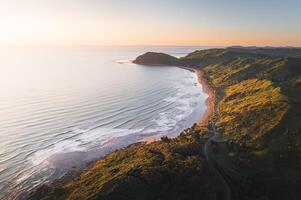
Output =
[{"x1": 0, "y1": 0, "x2": 300, "y2": 46}]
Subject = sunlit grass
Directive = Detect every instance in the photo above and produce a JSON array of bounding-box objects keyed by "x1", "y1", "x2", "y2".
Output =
[{"x1": 216, "y1": 79, "x2": 288, "y2": 141}]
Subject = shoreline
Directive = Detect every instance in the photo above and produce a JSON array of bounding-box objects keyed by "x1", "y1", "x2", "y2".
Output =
[
  {"x1": 142, "y1": 67, "x2": 215, "y2": 143},
  {"x1": 194, "y1": 69, "x2": 215, "y2": 126},
  {"x1": 177, "y1": 66, "x2": 215, "y2": 125}
]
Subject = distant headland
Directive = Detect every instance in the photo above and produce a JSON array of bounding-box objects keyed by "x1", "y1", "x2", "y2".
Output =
[{"x1": 133, "y1": 52, "x2": 183, "y2": 66}]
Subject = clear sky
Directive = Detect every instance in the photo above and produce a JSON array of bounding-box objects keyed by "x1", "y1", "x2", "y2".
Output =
[{"x1": 0, "y1": 0, "x2": 300, "y2": 46}]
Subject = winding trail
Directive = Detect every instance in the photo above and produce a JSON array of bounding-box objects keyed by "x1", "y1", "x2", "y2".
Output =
[
  {"x1": 196, "y1": 68, "x2": 231, "y2": 199},
  {"x1": 204, "y1": 124, "x2": 232, "y2": 200}
]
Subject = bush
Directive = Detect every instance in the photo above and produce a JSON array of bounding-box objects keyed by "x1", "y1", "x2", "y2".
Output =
[{"x1": 161, "y1": 136, "x2": 170, "y2": 143}]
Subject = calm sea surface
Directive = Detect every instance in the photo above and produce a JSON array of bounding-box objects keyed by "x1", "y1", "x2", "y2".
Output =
[{"x1": 0, "y1": 46, "x2": 212, "y2": 196}]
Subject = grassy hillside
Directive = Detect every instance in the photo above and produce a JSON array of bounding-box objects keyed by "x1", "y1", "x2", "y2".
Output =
[
  {"x1": 216, "y1": 79, "x2": 288, "y2": 143},
  {"x1": 197, "y1": 51, "x2": 301, "y2": 144},
  {"x1": 228, "y1": 46, "x2": 301, "y2": 57},
  {"x1": 191, "y1": 48, "x2": 301, "y2": 199}
]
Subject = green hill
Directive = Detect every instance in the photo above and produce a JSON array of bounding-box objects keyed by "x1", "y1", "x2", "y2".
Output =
[
  {"x1": 133, "y1": 52, "x2": 182, "y2": 66},
  {"x1": 189, "y1": 48, "x2": 301, "y2": 199}
]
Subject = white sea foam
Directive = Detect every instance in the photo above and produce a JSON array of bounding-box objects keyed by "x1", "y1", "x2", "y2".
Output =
[
  {"x1": 163, "y1": 96, "x2": 178, "y2": 103},
  {"x1": 29, "y1": 127, "x2": 143, "y2": 167},
  {"x1": 146, "y1": 71, "x2": 205, "y2": 137},
  {"x1": 117, "y1": 59, "x2": 135, "y2": 65}
]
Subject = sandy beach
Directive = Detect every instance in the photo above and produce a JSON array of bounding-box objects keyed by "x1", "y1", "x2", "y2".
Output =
[{"x1": 194, "y1": 69, "x2": 215, "y2": 126}]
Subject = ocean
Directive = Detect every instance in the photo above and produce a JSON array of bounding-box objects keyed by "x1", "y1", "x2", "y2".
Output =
[{"x1": 0, "y1": 46, "x2": 210, "y2": 197}]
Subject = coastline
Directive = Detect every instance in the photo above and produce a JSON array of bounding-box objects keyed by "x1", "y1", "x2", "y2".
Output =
[
  {"x1": 7, "y1": 46, "x2": 301, "y2": 200},
  {"x1": 142, "y1": 67, "x2": 215, "y2": 143},
  {"x1": 11, "y1": 67, "x2": 216, "y2": 199},
  {"x1": 20, "y1": 67, "x2": 217, "y2": 199},
  {"x1": 194, "y1": 69, "x2": 215, "y2": 126}
]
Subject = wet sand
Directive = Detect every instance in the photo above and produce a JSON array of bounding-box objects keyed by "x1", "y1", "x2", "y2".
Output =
[{"x1": 194, "y1": 69, "x2": 215, "y2": 125}]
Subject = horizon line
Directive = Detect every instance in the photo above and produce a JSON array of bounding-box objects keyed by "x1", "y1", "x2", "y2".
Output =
[{"x1": 0, "y1": 44, "x2": 301, "y2": 48}]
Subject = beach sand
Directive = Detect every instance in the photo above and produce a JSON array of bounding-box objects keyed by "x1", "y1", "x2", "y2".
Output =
[{"x1": 194, "y1": 69, "x2": 215, "y2": 126}]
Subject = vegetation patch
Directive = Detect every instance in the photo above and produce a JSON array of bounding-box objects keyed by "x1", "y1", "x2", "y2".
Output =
[{"x1": 216, "y1": 79, "x2": 288, "y2": 142}]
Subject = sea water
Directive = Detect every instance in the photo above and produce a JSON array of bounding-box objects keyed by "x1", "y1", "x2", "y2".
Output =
[{"x1": 0, "y1": 46, "x2": 211, "y2": 196}]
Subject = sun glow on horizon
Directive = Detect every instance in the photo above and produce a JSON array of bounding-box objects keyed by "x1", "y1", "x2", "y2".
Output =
[{"x1": 0, "y1": 0, "x2": 301, "y2": 47}]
